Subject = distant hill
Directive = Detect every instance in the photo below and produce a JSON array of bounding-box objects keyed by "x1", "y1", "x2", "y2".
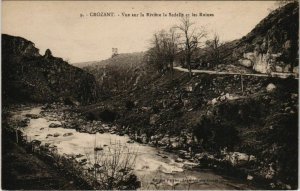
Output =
[
  {"x1": 2, "y1": 34, "x2": 98, "y2": 104},
  {"x1": 83, "y1": 52, "x2": 151, "y2": 94},
  {"x1": 83, "y1": 52, "x2": 145, "y2": 70},
  {"x1": 71, "y1": 61, "x2": 100, "y2": 68}
]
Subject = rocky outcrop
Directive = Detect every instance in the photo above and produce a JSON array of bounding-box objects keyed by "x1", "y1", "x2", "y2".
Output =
[
  {"x1": 235, "y1": 2, "x2": 299, "y2": 73},
  {"x1": 2, "y1": 34, "x2": 98, "y2": 104},
  {"x1": 198, "y1": 2, "x2": 298, "y2": 74},
  {"x1": 238, "y1": 46, "x2": 297, "y2": 74},
  {"x1": 44, "y1": 49, "x2": 53, "y2": 59},
  {"x1": 239, "y1": 51, "x2": 286, "y2": 73}
]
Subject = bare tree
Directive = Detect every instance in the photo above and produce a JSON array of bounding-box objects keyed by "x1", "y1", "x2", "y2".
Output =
[
  {"x1": 205, "y1": 33, "x2": 223, "y2": 67},
  {"x1": 149, "y1": 29, "x2": 180, "y2": 78},
  {"x1": 84, "y1": 140, "x2": 139, "y2": 190},
  {"x1": 166, "y1": 28, "x2": 181, "y2": 79},
  {"x1": 149, "y1": 30, "x2": 168, "y2": 73},
  {"x1": 175, "y1": 16, "x2": 207, "y2": 77}
]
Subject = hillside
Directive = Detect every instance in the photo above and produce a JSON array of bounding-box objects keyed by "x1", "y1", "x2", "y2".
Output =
[
  {"x1": 83, "y1": 52, "x2": 145, "y2": 69},
  {"x1": 2, "y1": 34, "x2": 98, "y2": 105},
  {"x1": 71, "y1": 61, "x2": 99, "y2": 68},
  {"x1": 83, "y1": 52, "x2": 155, "y2": 95},
  {"x1": 74, "y1": 3, "x2": 299, "y2": 189},
  {"x1": 198, "y1": 2, "x2": 299, "y2": 74},
  {"x1": 83, "y1": 2, "x2": 299, "y2": 96},
  {"x1": 78, "y1": 67, "x2": 298, "y2": 189},
  {"x1": 1, "y1": 2, "x2": 298, "y2": 190}
]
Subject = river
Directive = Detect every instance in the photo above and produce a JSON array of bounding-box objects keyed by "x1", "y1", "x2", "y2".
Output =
[{"x1": 12, "y1": 106, "x2": 254, "y2": 190}]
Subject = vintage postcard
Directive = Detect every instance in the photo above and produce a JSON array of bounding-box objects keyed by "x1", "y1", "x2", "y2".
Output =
[{"x1": 1, "y1": 0, "x2": 299, "y2": 190}]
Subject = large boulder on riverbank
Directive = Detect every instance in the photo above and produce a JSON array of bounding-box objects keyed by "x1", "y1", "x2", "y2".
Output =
[{"x1": 49, "y1": 123, "x2": 62, "y2": 128}]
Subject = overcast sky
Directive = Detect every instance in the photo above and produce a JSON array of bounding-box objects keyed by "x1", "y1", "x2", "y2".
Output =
[{"x1": 3, "y1": 1, "x2": 278, "y2": 63}]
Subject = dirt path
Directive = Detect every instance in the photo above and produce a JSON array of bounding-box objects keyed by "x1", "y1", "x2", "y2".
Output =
[{"x1": 173, "y1": 66, "x2": 298, "y2": 79}]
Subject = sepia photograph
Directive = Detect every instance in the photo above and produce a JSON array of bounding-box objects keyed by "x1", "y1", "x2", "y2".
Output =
[{"x1": 1, "y1": 0, "x2": 299, "y2": 190}]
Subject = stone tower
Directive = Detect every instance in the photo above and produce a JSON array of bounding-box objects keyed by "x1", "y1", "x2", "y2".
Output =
[{"x1": 112, "y1": 48, "x2": 118, "y2": 57}]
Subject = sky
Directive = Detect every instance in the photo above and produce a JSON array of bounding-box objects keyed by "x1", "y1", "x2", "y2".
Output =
[{"x1": 2, "y1": 1, "x2": 278, "y2": 64}]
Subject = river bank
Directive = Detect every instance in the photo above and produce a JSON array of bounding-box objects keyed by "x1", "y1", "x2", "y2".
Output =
[
  {"x1": 3, "y1": 67, "x2": 296, "y2": 190},
  {"x1": 3, "y1": 103, "x2": 259, "y2": 190},
  {"x1": 2, "y1": 118, "x2": 91, "y2": 190},
  {"x1": 75, "y1": 71, "x2": 297, "y2": 190}
]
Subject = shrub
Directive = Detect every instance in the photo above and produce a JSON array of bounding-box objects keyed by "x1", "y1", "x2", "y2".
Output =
[
  {"x1": 193, "y1": 116, "x2": 240, "y2": 151},
  {"x1": 125, "y1": 100, "x2": 135, "y2": 111},
  {"x1": 85, "y1": 141, "x2": 140, "y2": 190}
]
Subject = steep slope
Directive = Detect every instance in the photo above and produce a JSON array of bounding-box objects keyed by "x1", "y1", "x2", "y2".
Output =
[
  {"x1": 198, "y1": 2, "x2": 299, "y2": 73},
  {"x1": 78, "y1": 68, "x2": 298, "y2": 189},
  {"x1": 83, "y1": 52, "x2": 155, "y2": 95},
  {"x1": 2, "y1": 34, "x2": 98, "y2": 104},
  {"x1": 75, "y1": 3, "x2": 298, "y2": 188}
]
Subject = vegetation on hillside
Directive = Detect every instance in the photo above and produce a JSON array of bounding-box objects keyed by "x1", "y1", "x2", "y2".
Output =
[
  {"x1": 2, "y1": 2, "x2": 298, "y2": 190},
  {"x1": 78, "y1": 2, "x2": 298, "y2": 189},
  {"x1": 2, "y1": 34, "x2": 98, "y2": 105}
]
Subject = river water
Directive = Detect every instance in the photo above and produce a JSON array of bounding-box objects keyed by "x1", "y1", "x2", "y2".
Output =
[{"x1": 13, "y1": 107, "x2": 254, "y2": 190}]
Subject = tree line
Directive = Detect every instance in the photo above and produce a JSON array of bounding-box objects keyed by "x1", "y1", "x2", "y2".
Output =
[{"x1": 147, "y1": 15, "x2": 224, "y2": 78}]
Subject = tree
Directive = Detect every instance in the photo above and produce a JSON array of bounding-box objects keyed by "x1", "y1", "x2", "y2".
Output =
[
  {"x1": 149, "y1": 30, "x2": 167, "y2": 73},
  {"x1": 175, "y1": 16, "x2": 207, "y2": 77},
  {"x1": 193, "y1": 116, "x2": 240, "y2": 151},
  {"x1": 149, "y1": 29, "x2": 180, "y2": 77},
  {"x1": 205, "y1": 33, "x2": 223, "y2": 67},
  {"x1": 164, "y1": 28, "x2": 181, "y2": 79},
  {"x1": 193, "y1": 116, "x2": 214, "y2": 150},
  {"x1": 84, "y1": 140, "x2": 139, "y2": 190}
]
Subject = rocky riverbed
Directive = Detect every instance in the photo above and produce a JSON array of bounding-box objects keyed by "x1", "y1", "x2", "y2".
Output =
[{"x1": 5, "y1": 103, "x2": 258, "y2": 190}]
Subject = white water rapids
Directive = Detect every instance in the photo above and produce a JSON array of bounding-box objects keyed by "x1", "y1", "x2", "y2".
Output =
[{"x1": 12, "y1": 107, "x2": 254, "y2": 190}]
